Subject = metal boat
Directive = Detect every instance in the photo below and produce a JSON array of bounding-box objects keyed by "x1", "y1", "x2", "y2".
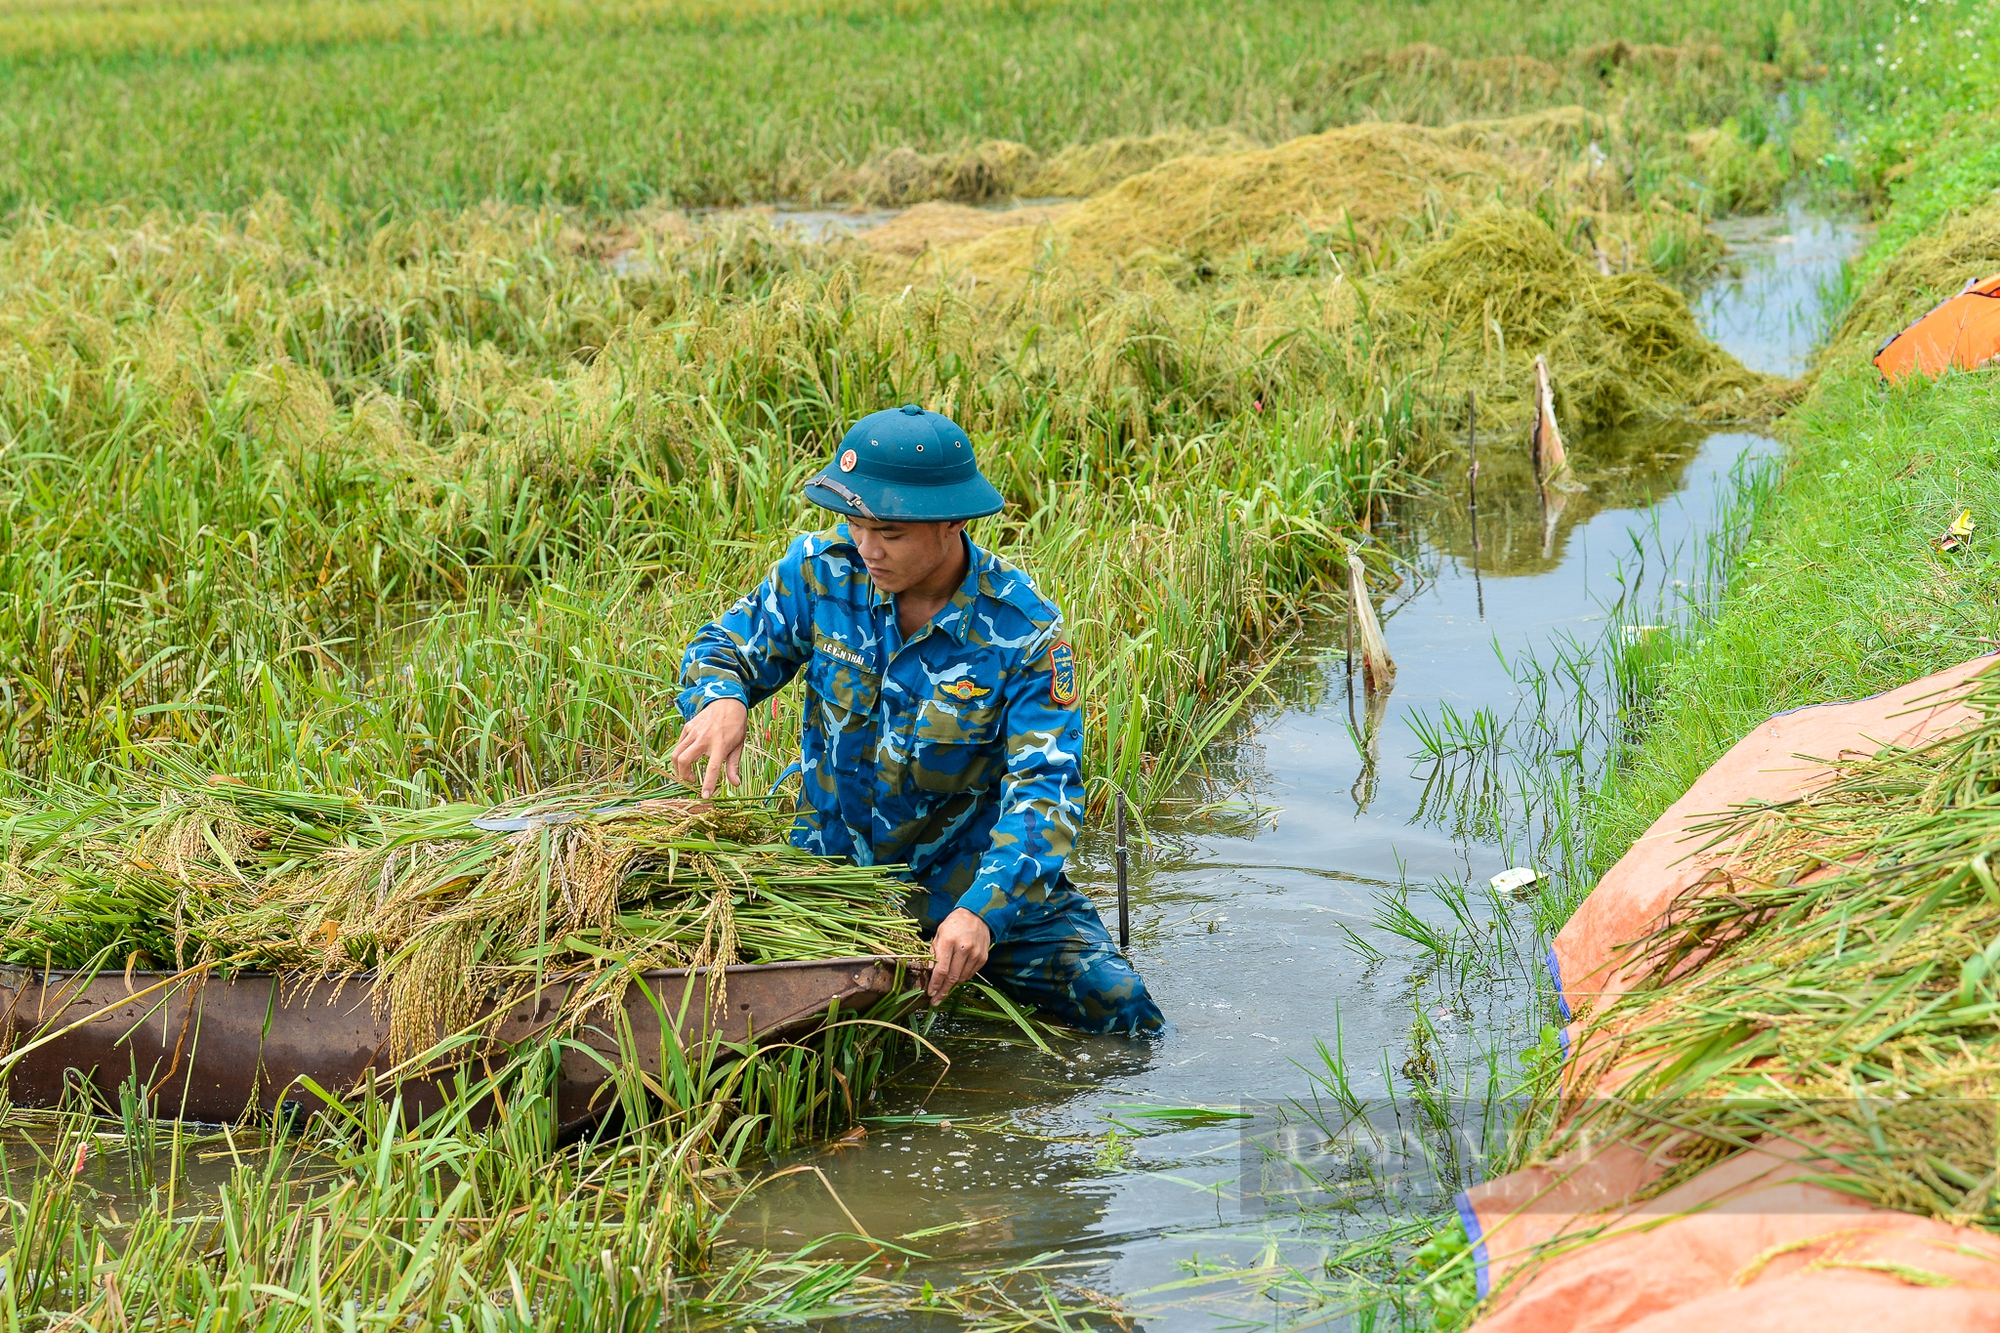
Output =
[{"x1": 0, "y1": 957, "x2": 911, "y2": 1126}]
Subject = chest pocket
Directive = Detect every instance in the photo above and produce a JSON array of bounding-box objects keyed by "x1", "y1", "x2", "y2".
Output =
[
  {"x1": 908, "y1": 685, "x2": 1004, "y2": 793},
  {"x1": 806, "y1": 650, "x2": 881, "y2": 733}
]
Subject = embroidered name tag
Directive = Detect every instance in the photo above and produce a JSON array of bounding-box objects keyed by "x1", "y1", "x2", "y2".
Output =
[{"x1": 814, "y1": 635, "x2": 867, "y2": 668}]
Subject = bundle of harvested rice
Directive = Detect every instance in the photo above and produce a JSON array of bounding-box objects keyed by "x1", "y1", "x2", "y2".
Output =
[
  {"x1": 919, "y1": 108, "x2": 1662, "y2": 288},
  {"x1": 1380, "y1": 208, "x2": 1775, "y2": 428},
  {"x1": 930, "y1": 118, "x2": 1522, "y2": 284},
  {"x1": 1541, "y1": 667, "x2": 2000, "y2": 1227},
  {"x1": 0, "y1": 777, "x2": 924, "y2": 1056}
]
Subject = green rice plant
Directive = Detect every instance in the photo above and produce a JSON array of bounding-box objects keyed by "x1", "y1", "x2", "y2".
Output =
[
  {"x1": 0, "y1": 0, "x2": 1896, "y2": 218},
  {"x1": 0, "y1": 202, "x2": 1424, "y2": 815}
]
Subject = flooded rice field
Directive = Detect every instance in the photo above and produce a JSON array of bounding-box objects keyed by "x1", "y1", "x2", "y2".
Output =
[{"x1": 730, "y1": 209, "x2": 1870, "y2": 1326}]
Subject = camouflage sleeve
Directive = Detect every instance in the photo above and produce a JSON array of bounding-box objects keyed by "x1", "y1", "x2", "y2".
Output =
[
  {"x1": 676, "y1": 536, "x2": 816, "y2": 718},
  {"x1": 956, "y1": 627, "x2": 1085, "y2": 940}
]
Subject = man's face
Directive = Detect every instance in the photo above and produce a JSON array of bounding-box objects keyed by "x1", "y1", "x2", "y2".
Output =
[{"x1": 848, "y1": 518, "x2": 966, "y2": 594}]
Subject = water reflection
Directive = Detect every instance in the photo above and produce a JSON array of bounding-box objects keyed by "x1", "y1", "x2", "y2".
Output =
[{"x1": 1418, "y1": 422, "x2": 1714, "y2": 577}]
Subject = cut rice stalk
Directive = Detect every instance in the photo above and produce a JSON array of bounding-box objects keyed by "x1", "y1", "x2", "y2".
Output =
[
  {"x1": 1539, "y1": 668, "x2": 2000, "y2": 1229},
  {"x1": 0, "y1": 781, "x2": 925, "y2": 1058}
]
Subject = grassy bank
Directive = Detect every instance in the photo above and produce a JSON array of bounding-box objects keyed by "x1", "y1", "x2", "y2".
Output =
[
  {"x1": 1384, "y1": 2, "x2": 2000, "y2": 1321},
  {"x1": 1328, "y1": 7, "x2": 2000, "y2": 1324},
  {"x1": 1591, "y1": 0, "x2": 2000, "y2": 857}
]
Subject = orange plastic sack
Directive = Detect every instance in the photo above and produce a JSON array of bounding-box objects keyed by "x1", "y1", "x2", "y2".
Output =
[
  {"x1": 1463, "y1": 1138, "x2": 2000, "y2": 1332},
  {"x1": 1544, "y1": 652, "x2": 1994, "y2": 1066},
  {"x1": 1458, "y1": 655, "x2": 2000, "y2": 1330},
  {"x1": 1873, "y1": 273, "x2": 2000, "y2": 383}
]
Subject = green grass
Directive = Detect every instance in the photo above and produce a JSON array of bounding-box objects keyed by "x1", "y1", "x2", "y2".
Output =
[
  {"x1": 1592, "y1": 360, "x2": 2000, "y2": 855},
  {"x1": 1589, "y1": 0, "x2": 2000, "y2": 857},
  {"x1": 1837, "y1": 0, "x2": 2000, "y2": 253},
  {"x1": 0, "y1": 0, "x2": 1894, "y2": 216}
]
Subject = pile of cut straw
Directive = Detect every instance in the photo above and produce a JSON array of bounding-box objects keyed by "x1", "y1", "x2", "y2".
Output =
[
  {"x1": 1543, "y1": 670, "x2": 2000, "y2": 1227},
  {"x1": 0, "y1": 776, "x2": 924, "y2": 1056}
]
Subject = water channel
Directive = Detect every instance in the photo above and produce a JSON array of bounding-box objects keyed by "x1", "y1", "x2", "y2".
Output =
[{"x1": 731, "y1": 208, "x2": 1870, "y2": 1327}]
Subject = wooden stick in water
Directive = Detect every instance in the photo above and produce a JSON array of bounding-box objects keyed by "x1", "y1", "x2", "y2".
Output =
[
  {"x1": 1530, "y1": 355, "x2": 1571, "y2": 493},
  {"x1": 1114, "y1": 791, "x2": 1129, "y2": 951},
  {"x1": 1344, "y1": 596, "x2": 1357, "y2": 724},
  {"x1": 1345, "y1": 550, "x2": 1395, "y2": 691},
  {"x1": 1467, "y1": 390, "x2": 1484, "y2": 618},
  {"x1": 1467, "y1": 389, "x2": 1480, "y2": 537}
]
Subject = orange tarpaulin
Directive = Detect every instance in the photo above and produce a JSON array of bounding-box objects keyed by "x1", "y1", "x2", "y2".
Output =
[
  {"x1": 1872, "y1": 273, "x2": 2000, "y2": 382},
  {"x1": 1461, "y1": 655, "x2": 2000, "y2": 1331}
]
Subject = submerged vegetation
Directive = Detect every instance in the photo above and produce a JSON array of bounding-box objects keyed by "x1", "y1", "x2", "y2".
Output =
[{"x1": 0, "y1": 1025, "x2": 945, "y2": 1328}]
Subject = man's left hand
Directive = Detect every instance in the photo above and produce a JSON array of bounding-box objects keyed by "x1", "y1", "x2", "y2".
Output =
[{"x1": 927, "y1": 908, "x2": 991, "y2": 1006}]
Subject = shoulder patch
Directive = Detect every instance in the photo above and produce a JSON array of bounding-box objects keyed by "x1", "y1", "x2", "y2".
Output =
[{"x1": 1048, "y1": 640, "x2": 1078, "y2": 707}]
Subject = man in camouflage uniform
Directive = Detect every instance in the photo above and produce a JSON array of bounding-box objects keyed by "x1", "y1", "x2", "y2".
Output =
[{"x1": 673, "y1": 404, "x2": 1164, "y2": 1035}]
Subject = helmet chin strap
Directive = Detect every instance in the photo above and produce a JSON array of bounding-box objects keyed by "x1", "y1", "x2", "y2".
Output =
[{"x1": 807, "y1": 473, "x2": 878, "y2": 520}]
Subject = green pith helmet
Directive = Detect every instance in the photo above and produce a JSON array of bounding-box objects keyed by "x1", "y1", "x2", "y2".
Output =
[{"x1": 803, "y1": 404, "x2": 1005, "y2": 523}]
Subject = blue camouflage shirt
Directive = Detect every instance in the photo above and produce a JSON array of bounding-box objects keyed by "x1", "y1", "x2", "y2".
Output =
[{"x1": 676, "y1": 526, "x2": 1085, "y2": 942}]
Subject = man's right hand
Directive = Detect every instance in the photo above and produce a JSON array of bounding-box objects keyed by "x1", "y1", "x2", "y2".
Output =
[{"x1": 671, "y1": 699, "x2": 749, "y2": 798}]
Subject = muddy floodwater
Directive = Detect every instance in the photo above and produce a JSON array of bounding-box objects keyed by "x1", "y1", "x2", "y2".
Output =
[{"x1": 731, "y1": 210, "x2": 1868, "y2": 1326}]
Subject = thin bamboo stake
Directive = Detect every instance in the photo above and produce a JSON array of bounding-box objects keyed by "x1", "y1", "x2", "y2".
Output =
[
  {"x1": 1114, "y1": 792, "x2": 1129, "y2": 951},
  {"x1": 1344, "y1": 598, "x2": 1358, "y2": 731},
  {"x1": 1467, "y1": 390, "x2": 1484, "y2": 619},
  {"x1": 1345, "y1": 551, "x2": 1394, "y2": 691},
  {"x1": 1530, "y1": 354, "x2": 1571, "y2": 494}
]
